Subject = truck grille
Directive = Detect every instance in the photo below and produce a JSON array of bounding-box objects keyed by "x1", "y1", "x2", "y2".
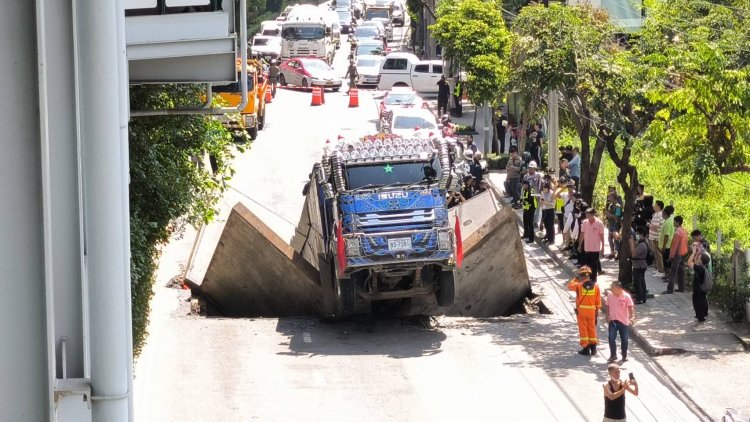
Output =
[{"x1": 352, "y1": 208, "x2": 435, "y2": 233}]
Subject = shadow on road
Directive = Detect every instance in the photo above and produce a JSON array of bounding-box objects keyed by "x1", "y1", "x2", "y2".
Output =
[{"x1": 274, "y1": 316, "x2": 447, "y2": 359}]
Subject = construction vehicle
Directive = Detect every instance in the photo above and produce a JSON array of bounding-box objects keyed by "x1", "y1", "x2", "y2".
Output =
[
  {"x1": 212, "y1": 59, "x2": 268, "y2": 140},
  {"x1": 308, "y1": 134, "x2": 462, "y2": 317}
]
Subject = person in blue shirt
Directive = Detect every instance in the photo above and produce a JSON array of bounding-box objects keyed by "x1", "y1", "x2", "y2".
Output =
[{"x1": 568, "y1": 147, "x2": 581, "y2": 189}]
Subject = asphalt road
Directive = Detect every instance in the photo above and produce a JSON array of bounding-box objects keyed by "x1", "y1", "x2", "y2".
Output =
[{"x1": 134, "y1": 24, "x2": 705, "y2": 422}]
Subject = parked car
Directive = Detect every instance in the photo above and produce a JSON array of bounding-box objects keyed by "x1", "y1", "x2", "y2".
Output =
[
  {"x1": 391, "y1": 1, "x2": 405, "y2": 26},
  {"x1": 278, "y1": 58, "x2": 342, "y2": 90},
  {"x1": 355, "y1": 55, "x2": 385, "y2": 87},
  {"x1": 353, "y1": 25, "x2": 384, "y2": 42},
  {"x1": 250, "y1": 35, "x2": 281, "y2": 60},
  {"x1": 355, "y1": 39, "x2": 387, "y2": 56},
  {"x1": 370, "y1": 17, "x2": 393, "y2": 41},
  {"x1": 337, "y1": 9, "x2": 356, "y2": 33},
  {"x1": 378, "y1": 87, "x2": 426, "y2": 120},
  {"x1": 377, "y1": 52, "x2": 443, "y2": 93},
  {"x1": 381, "y1": 107, "x2": 438, "y2": 138}
]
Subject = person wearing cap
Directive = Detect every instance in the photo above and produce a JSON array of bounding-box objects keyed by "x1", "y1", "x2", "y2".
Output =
[
  {"x1": 568, "y1": 265, "x2": 601, "y2": 356},
  {"x1": 521, "y1": 179, "x2": 538, "y2": 243},
  {"x1": 579, "y1": 208, "x2": 606, "y2": 282}
]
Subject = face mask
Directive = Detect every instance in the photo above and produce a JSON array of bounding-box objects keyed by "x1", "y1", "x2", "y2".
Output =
[{"x1": 635, "y1": 234, "x2": 640, "y2": 241}]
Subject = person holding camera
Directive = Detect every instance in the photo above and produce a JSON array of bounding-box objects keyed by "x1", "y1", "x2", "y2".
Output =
[
  {"x1": 687, "y1": 243, "x2": 712, "y2": 323},
  {"x1": 603, "y1": 363, "x2": 639, "y2": 422}
]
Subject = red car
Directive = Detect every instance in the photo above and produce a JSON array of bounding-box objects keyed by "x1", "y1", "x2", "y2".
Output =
[
  {"x1": 278, "y1": 58, "x2": 343, "y2": 91},
  {"x1": 378, "y1": 87, "x2": 427, "y2": 120}
]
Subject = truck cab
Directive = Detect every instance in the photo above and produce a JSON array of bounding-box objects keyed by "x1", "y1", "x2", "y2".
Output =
[
  {"x1": 212, "y1": 59, "x2": 268, "y2": 140},
  {"x1": 312, "y1": 135, "x2": 460, "y2": 317},
  {"x1": 281, "y1": 4, "x2": 336, "y2": 64},
  {"x1": 377, "y1": 52, "x2": 443, "y2": 93}
]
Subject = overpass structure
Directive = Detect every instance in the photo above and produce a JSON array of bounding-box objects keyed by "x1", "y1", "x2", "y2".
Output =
[{"x1": 0, "y1": 1, "x2": 244, "y2": 421}]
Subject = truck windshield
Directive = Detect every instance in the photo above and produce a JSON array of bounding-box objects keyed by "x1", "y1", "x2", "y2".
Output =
[
  {"x1": 345, "y1": 160, "x2": 440, "y2": 190},
  {"x1": 282, "y1": 26, "x2": 325, "y2": 40},
  {"x1": 365, "y1": 9, "x2": 389, "y2": 19}
]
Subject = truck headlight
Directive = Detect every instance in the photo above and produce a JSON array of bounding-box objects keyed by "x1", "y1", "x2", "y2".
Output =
[
  {"x1": 437, "y1": 231, "x2": 452, "y2": 251},
  {"x1": 244, "y1": 115, "x2": 256, "y2": 128},
  {"x1": 345, "y1": 237, "x2": 361, "y2": 256}
]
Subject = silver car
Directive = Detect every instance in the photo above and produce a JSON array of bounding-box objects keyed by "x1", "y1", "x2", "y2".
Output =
[{"x1": 355, "y1": 55, "x2": 385, "y2": 87}]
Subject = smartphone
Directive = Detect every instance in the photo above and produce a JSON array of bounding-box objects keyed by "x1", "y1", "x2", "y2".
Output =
[{"x1": 628, "y1": 372, "x2": 635, "y2": 381}]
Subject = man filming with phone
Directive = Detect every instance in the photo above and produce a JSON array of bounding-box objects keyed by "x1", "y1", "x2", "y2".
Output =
[{"x1": 603, "y1": 363, "x2": 639, "y2": 422}]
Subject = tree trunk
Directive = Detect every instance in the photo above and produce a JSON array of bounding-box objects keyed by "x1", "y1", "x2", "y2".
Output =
[
  {"x1": 491, "y1": 107, "x2": 499, "y2": 154},
  {"x1": 617, "y1": 175, "x2": 638, "y2": 286}
]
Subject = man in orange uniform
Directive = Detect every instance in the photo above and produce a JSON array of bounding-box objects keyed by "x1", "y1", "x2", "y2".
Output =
[{"x1": 568, "y1": 266, "x2": 601, "y2": 356}]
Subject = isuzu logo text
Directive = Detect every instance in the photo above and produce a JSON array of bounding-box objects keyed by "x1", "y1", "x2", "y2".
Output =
[{"x1": 378, "y1": 192, "x2": 408, "y2": 200}]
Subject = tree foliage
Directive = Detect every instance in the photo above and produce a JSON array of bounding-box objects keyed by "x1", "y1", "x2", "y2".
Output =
[
  {"x1": 510, "y1": 3, "x2": 616, "y2": 204},
  {"x1": 638, "y1": 0, "x2": 750, "y2": 185},
  {"x1": 129, "y1": 84, "x2": 239, "y2": 356}
]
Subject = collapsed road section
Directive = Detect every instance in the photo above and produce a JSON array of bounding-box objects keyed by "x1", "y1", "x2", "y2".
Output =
[{"x1": 191, "y1": 135, "x2": 531, "y2": 318}]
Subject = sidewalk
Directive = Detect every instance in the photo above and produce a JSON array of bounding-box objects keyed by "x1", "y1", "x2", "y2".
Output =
[
  {"x1": 487, "y1": 171, "x2": 750, "y2": 418},
  {"x1": 486, "y1": 171, "x2": 748, "y2": 355}
]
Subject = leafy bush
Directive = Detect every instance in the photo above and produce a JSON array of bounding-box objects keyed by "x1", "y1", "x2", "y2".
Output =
[
  {"x1": 455, "y1": 124, "x2": 476, "y2": 134},
  {"x1": 709, "y1": 254, "x2": 750, "y2": 322},
  {"x1": 486, "y1": 153, "x2": 509, "y2": 170},
  {"x1": 129, "y1": 84, "x2": 239, "y2": 356}
]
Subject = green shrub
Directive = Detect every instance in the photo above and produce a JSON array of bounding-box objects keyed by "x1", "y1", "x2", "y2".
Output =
[
  {"x1": 709, "y1": 254, "x2": 750, "y2": 322},
  {"x1": 486, "y1": 153, "x2": 509, "y2": 170},
  {"x1": 455, "y1": 124, "x2": 476, "y2": 134}
]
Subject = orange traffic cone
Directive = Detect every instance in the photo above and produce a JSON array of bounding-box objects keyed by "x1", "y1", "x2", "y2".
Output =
[
  {"x1": 348, "y1": 88, "x2": 359, "y2": 108},
  {"x1": 311, "y1": 87, "x2": 323, "y2": 106},
  {"x1": 265, "y1": 86, "x2": 272, "y2": 104}
]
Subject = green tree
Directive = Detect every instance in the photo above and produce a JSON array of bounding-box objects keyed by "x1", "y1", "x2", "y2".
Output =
[
  {"x1": 638, "y1": 0, "x2": 750, "y2": 185},
  {"x1": 510, "y1": 4, "x2": 615, "y2": 205},
  {"x1": 129, "y1": 84, "x2": 239, "y2": 355}
]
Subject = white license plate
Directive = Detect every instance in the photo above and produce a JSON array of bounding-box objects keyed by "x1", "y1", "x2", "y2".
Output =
[
  {"x1": 387, "y1": 237, "x2": 412, "y2": 251},
  {"x1": 327, "y1": 81, "x2": 334, "y2": 85}
]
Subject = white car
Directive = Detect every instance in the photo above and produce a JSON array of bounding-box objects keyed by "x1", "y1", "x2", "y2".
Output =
[
  {"x1": 355, "y1": 55, "x2": 385, "y2": 87},
  {"x1": 370, "y1": 17, "x2": 393, "y2": 41},
  {"x1": 382, "y1": 107, "x2": 438, "y2": 138},
  {"x1": 355, "y1": 40, "x2": 387, "y2": 56},
  {"x1": 391, "y1": 1, "x2": 405, "y2": 26},
  {"x1": 359, "y1": 20, "x2": 386, "y2": 39},
  {"x1": 250, "y1": 35, "x2": 281, "y2": 60},
  {"x1": 378, "y1": 87, "x2": 426, "y2": 119},
  {"x1": 377, "y1": 52, "x2": 443, "y2": 93}
]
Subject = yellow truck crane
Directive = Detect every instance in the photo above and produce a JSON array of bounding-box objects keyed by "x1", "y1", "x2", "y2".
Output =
[{"x1": 213, "y1": 59, "x2": 269, "y2": 140}]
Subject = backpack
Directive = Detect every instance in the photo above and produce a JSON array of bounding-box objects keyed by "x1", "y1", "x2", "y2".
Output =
[
  {"x1": 701, "y1": 266, "x2": 713, "y2": 293},
  {"x1": 645, "y1": 240, "x2": 655, "y2": 266}
]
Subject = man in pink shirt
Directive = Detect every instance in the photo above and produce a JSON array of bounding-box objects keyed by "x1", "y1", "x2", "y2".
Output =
[
  {"x1": 606, "y1": 281, "x2": 635, "y2": 362},
  {"x1": 665, "y1": 216, "x2": 689, "y2": 294},
  {"x1": 578, "y1": 208, "x2": 605, "y2": 282}
]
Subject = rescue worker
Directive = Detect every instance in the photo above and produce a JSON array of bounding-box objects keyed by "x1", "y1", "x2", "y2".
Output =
[
  {"x1": 521, "y1": 179, "x2": 538, "y2": 243},
  {"x1": 268, "y1": 60, "x2": 280, "y2": 97},
  {"x1": 568, "y1": 266, "x2": 602, "y2": 356},
  {"x1": 453, "y1": 77, "x2": 463, "y2": 117},
  {"x1": 345, "y1": 59, "x2": 358, "y2": 95}
]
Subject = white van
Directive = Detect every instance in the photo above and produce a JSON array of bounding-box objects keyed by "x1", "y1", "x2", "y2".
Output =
[
  {"x1": 260, "y1": 20, "x2": 281, "y2": 37},
  {"x1": 377, "y1": 52, "x2": 443, "y2": 93}
]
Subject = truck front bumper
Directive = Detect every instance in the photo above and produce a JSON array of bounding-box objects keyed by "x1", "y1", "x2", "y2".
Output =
[{"x1": 343, "y1": 228, "x2": 455, "y2": 270}]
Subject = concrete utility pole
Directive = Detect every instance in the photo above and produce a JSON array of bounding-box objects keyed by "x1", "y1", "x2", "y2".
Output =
[{"x1": 548, "y1": 90, "x2": 560, "y2": 174}]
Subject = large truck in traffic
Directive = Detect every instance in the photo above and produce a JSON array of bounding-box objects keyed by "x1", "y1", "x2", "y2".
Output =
[
  {"x1": 308, "y1": 134, "x2": 462, "y2": 317},
  {"x1": 281, "y1": 4, "x2": 336, "y2": 64},
  {"x1": 212, "y1": 59, "x2": 268, "y2": 140}
]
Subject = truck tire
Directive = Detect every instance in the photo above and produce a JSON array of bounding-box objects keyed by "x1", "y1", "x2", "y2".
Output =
[
  {"x1": 337, "y1": 277, "x2": 356, "y2": 316},
  {"x1": 437, "y1": 270, "x2": 455, "y2": 307},
  {"x1": 247, "y1": 125, "x2": 258, "y2": 140}
]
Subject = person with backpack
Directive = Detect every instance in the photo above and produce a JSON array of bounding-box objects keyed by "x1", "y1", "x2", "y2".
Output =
[
  {"x1": 687, "y1": 244, "x2": 712, "y2": 324},
  {"x1": 630, "y1": 226, "x2": 650, "y2": 304}
]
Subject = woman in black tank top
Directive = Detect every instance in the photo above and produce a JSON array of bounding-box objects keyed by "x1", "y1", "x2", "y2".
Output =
[{"x1": 603, "y1": 364, "x2": 638, "y2": 422}]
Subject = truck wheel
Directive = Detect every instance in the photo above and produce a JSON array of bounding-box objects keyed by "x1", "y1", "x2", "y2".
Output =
[
  {"x1": 437, "y1": 271, "x2": 455, "y2": 307},
  {"x1": 279, "y1": 74, "x2": 287, "y2": 86},
  {"x1": 337, "y1": 277, "x2": 356, "y2": 316},
  {"x1": 246, "y1": 126, "x2": 258, "y2": 140}
]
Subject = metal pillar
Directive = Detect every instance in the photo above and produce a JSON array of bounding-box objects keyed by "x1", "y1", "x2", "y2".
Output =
[
  {"x1": 77, "y1": 0, "x2": 132, "y2": 420},
  {"x1": 548, "y1": 91, "x2": 560, "y2": 175},
  {"x1": 0, "y1": 3, "x2": 50, "y2": 421}
]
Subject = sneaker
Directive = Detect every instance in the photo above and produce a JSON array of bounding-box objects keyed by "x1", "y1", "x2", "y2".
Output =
[
  {"x1": 675, "y1": 289, "x2": 685, "y2": 293},
  {"x1": 661, "y1": 290, "x2": 673, "y2": 294},
  {"x1": 607, "y1": 355, "x2": 618, "y2": 362}
]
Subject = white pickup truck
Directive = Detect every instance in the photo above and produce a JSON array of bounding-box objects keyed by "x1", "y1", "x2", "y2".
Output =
[{"x1": 376, "y1": 52, "x2": 443, "y2": 94}]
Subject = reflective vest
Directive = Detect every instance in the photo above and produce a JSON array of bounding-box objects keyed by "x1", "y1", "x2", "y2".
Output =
[
  {"x1": 555, "y1": 197, "x2": 564, "y2": 213},
  {"x1": 568, "y1": 278, "x2": 601, "y2": 312},
  {"x1": 522, "y1": 188, "x2": 538, "y2": 211}
]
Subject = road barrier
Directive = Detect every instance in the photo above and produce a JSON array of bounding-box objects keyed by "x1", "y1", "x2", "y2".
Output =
[
  {"x1": 348, "y1": 88, "x2": 359, "y2": 108},
  {"x1": 311, "y1": 87, "x2": 323, "y2": 106},
  {"x1": 265, "y1": 86, "x2": 272, "y2": 104}
]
